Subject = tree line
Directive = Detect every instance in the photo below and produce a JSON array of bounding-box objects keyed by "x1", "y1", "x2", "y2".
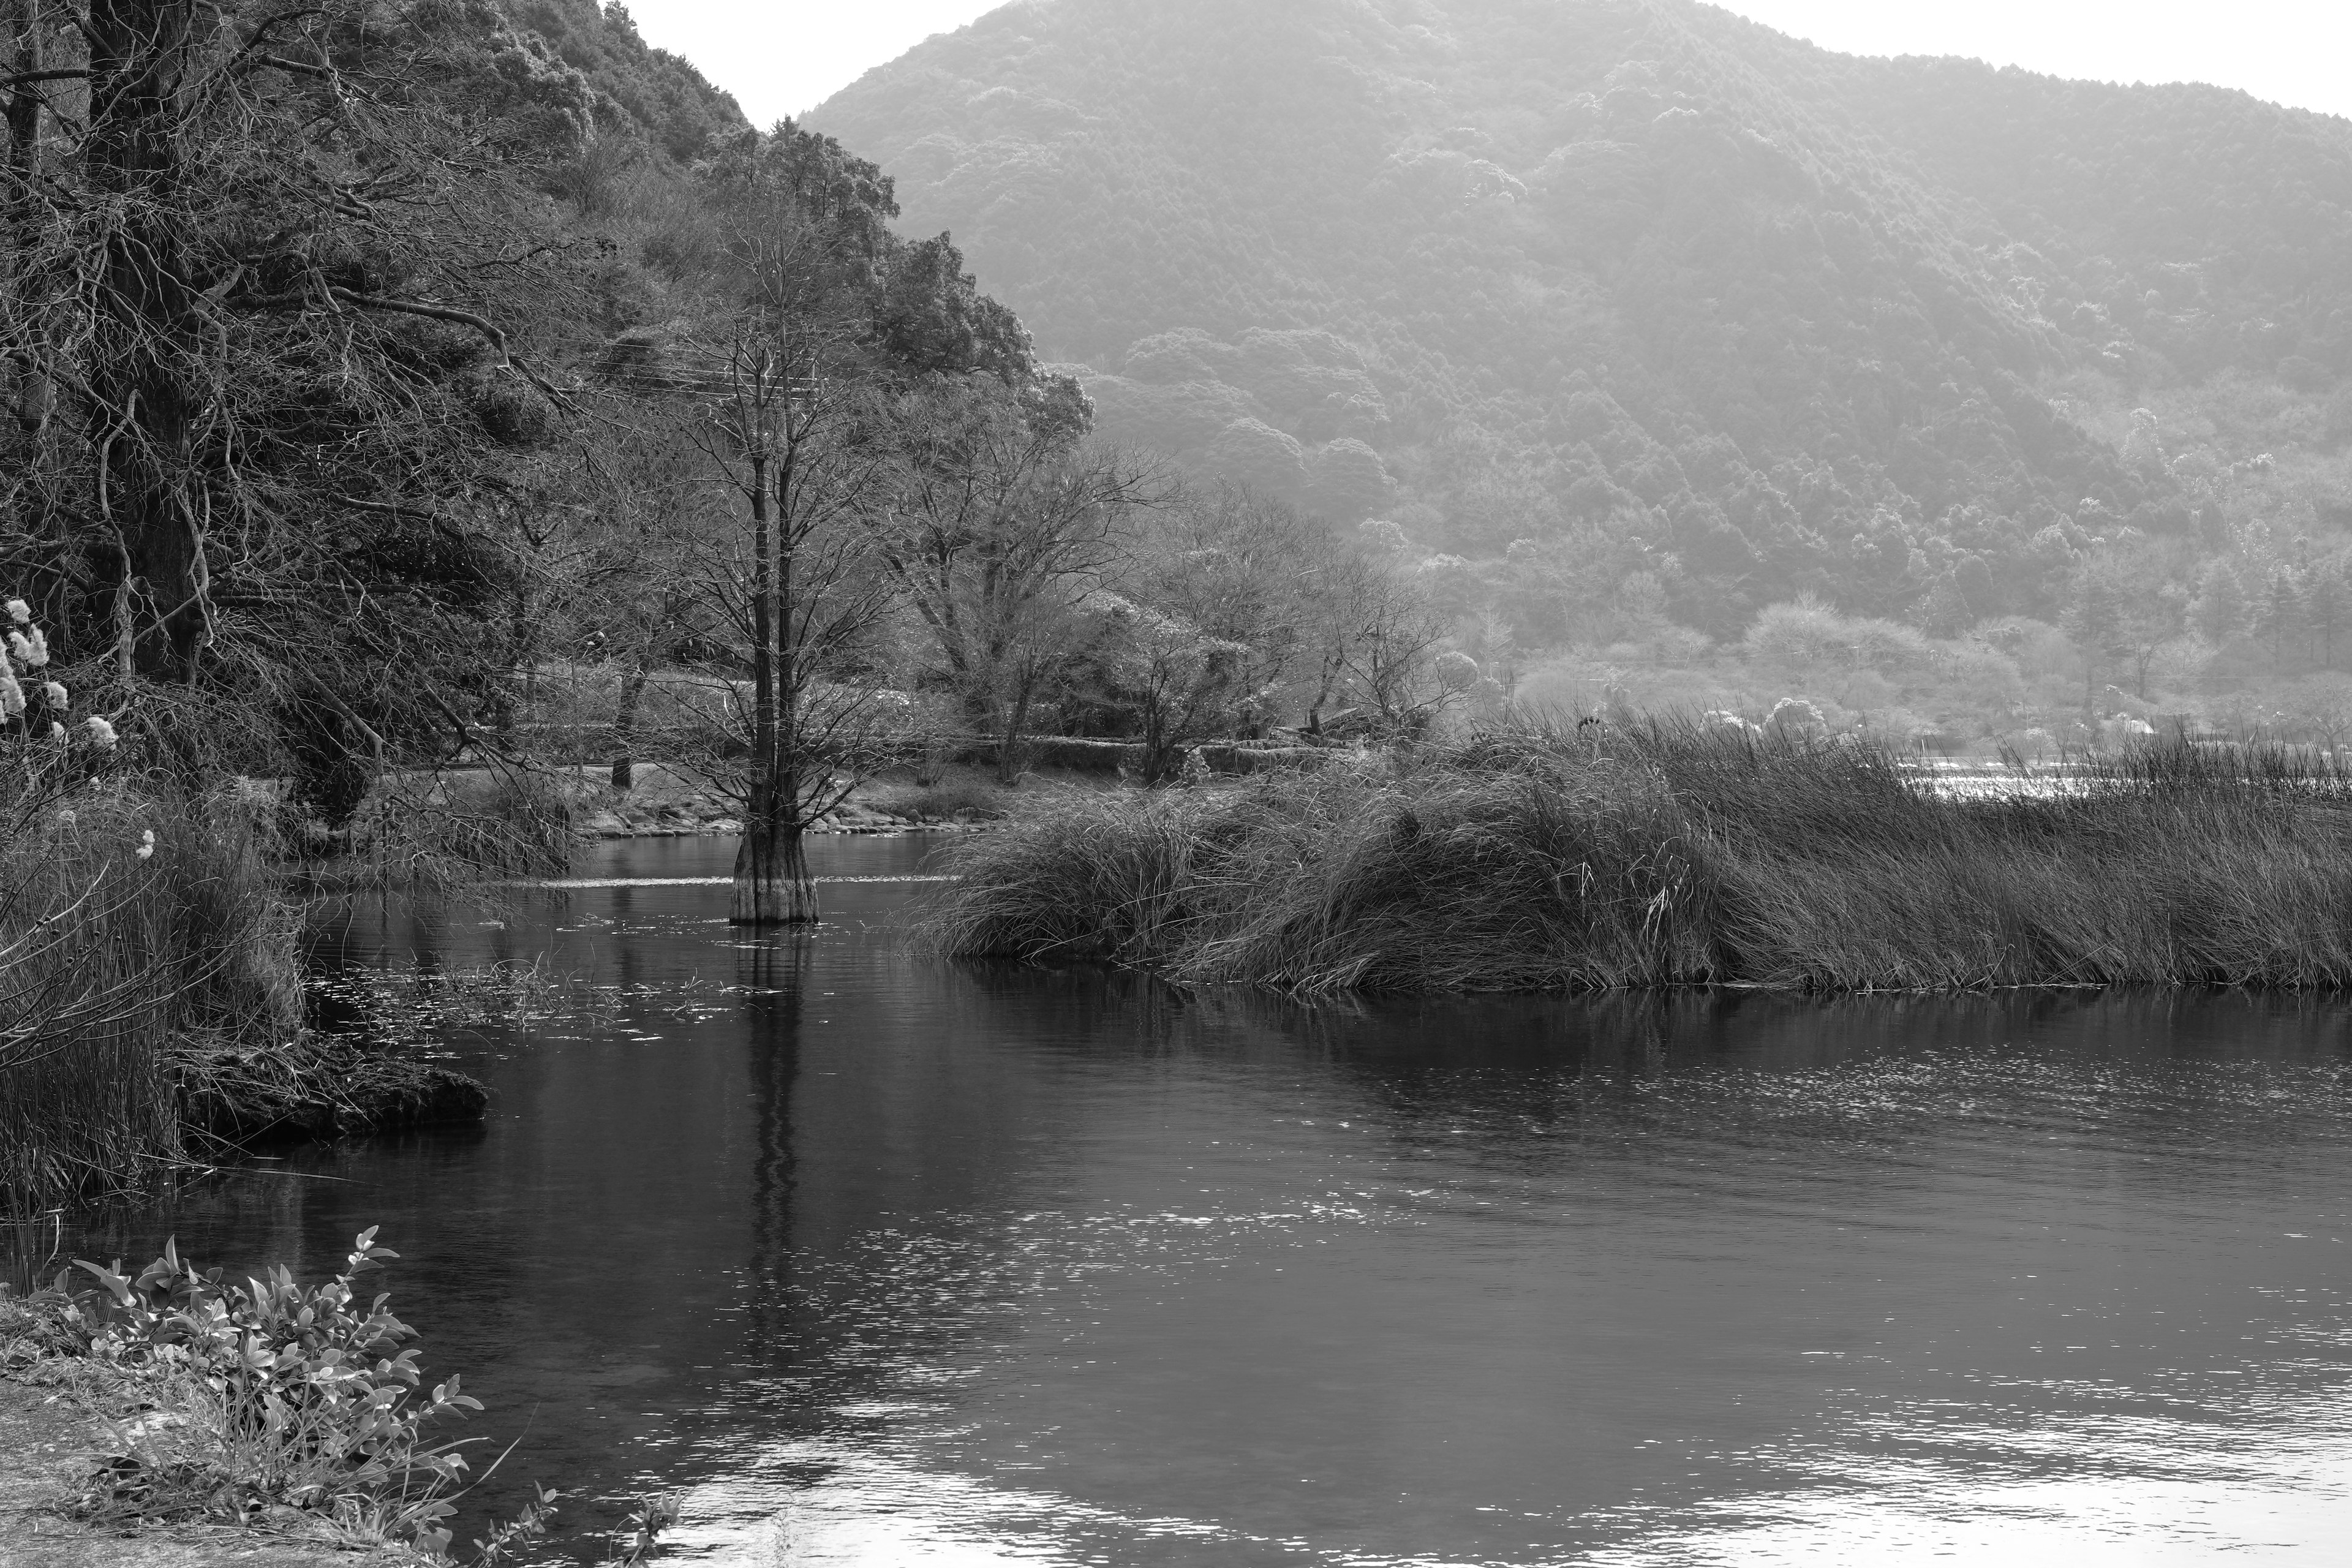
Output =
[{"x1": 0, "y1": 0, "x2": 1460, "y2": 921}]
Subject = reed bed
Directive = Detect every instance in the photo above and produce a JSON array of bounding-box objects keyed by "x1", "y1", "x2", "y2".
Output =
[
  {"x1": 918, "y1": 722, "x2": 2352, "y2": 993},
  {"x1": 1, "y1": 783, "x2": 304, "y2": 1214}
]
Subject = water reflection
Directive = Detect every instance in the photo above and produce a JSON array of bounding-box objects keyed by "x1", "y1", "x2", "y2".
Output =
[{"x1": 86, "y1": 837, "x2": 2352, "y2": 1564}]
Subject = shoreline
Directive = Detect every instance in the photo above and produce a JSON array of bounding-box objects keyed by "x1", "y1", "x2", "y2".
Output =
[{"x1": 562, "y1": 760, "x2": 1032, "y2": 840}]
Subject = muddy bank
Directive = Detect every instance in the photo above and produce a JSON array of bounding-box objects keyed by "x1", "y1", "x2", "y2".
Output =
[{"x1": 175, "y1": 1035, "x2": 488, "y2": 1150}]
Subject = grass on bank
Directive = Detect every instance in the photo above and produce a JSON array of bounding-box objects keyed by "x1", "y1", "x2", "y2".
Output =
[
  {"x1": 918, "y1": 720, "x2": 2352, "y2": 993},
  {"x1": 0, "y1": 785, "x2": 306, "y2": 1214},
  {"x1": 2, "y1": 771, "x2": 506, "y2": 1226}
]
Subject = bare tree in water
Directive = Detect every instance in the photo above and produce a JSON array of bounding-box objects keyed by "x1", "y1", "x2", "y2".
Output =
[
  {"x1": 690, "y1": 331, "x2": 898, "y2": 925},
  {"x1": 679, "y1": 124, "x2": 920, "y2": 924}
]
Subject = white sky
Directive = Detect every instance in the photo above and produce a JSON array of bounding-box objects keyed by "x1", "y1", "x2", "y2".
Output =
[{"x1": 618, "y1": 0, "x2": 2352, "y2": 130}]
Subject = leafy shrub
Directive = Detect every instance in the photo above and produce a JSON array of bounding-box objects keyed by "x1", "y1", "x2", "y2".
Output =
[{"x1": 51, "y1": 1229, "x2": 501, "y2": 1556}]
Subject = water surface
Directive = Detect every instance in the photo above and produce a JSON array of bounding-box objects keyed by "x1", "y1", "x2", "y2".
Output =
[{"x1": 98, "y1": 835, "x2": 2352, "y2": 1564}]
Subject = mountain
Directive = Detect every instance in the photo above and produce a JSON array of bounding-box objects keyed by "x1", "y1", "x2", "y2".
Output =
[{"x1": 805, "y1": 0, "x2": 2352, "y2": 641}]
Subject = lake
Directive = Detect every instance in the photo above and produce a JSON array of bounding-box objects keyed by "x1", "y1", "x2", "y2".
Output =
[{"x1": 86, "y1": 834, "x2": 2352, "y2": 1564}]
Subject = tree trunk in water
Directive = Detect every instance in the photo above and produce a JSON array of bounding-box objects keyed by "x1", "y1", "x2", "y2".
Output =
[
  {"x1": 731, "y1": 809, "x2": 816, "y2": 925},
  {"x1": 609, "y1": 662, "x2": 647, "y2": 791},
  {"x1": 88, "y1": 0, "x2": 209, "y2": 680},
  {"x1": 730, "y1": 437, "x2": 814, "y2": 924}
]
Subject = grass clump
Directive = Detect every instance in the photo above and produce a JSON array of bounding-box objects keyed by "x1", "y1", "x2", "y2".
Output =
[
  {"x1": 919, "y1": 720, "x2": 2352, "y2": 993},
  {"x1": 1, "y1": 783, "x2": 304, "y2": 1212},
  {"x1": 2, "y1": 776, "x2": 489, "y2": 1223}
]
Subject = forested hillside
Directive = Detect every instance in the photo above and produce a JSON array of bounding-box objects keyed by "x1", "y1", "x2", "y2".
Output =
[
  {"x1": 811, "y1": 0, "x2": 2352, "y2": 747},
  {"x1": 9, "y1": 0, "x2": 1437, "y2": 885},
  {"x1": 0, "y1": 0, "x2": 1088, "y2": 822}
]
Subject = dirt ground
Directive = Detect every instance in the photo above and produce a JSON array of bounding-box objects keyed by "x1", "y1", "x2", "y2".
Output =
[{"x1": 0, "y1": 1382, "x2": 372, "y2": 1568}]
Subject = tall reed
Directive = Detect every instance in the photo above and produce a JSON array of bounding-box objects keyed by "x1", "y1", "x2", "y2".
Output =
[
  {"x1": 1, "y1": 782, "x2": 303, "y2": 1215},
  {"x1": 919, "y1": 722, "x2": 2352, "y2": 993}
]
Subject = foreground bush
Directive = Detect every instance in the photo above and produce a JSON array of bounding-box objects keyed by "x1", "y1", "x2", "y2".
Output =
[
  {"x1": 4, "y1": 1230, "x2": 568, "y2": 1562},
  {"x1": 919, "y1": 723, "x2": 2352, "y2": 992}
]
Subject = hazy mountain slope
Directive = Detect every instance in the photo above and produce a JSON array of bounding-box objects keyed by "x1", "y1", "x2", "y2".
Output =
[
  {"x1": 1815, "y1": 52, "x2": 2352, "y2": 386},
  {"x1": 807, "y1": 0, "x2": 2352, "y2": 634}
]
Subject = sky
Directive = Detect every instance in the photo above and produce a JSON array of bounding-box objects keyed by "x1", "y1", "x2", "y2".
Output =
[{"x1": 619, "y1": 0, "x2": 2352, "y2": 130}]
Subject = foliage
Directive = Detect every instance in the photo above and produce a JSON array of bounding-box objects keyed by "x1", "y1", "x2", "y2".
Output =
[
  {"x1": 481, "y1": 0, "x2": 745, "y2": 165},
  {"x1": 878, "y1": 375, "x2": 1167, "y2": 769},
  {"x1": 1, "y1": 584, "x2": 494, "y2": 1218},
  {"x1": 43, "y1": 1229, "x2": 487, "y2": 1550}
]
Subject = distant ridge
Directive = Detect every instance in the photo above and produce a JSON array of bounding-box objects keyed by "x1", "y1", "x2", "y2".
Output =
[{"x1": 809, "y1": 0, "x2": 2352, "y2": 634}]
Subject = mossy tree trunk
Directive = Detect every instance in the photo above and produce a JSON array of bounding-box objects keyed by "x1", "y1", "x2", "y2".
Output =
[{"x1": 88, "y1": 0, "x2": 213, "y2": 681}]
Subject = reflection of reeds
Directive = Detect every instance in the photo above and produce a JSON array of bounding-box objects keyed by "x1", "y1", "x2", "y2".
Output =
[
  {"x1": 919, "y1": 720, "x2": 2352, "y2": 993},
  {"x1": 1, "y1": 785, "x2": 303, "y2": 1221}
]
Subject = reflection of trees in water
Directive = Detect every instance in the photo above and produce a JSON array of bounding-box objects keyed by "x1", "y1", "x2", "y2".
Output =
[
  {"x1": 729, "y1": 946, "x2": 1155, "y2": 1452},
  {"x1": 742, "y1": 933, "x2": 807, "y2": 1365}
]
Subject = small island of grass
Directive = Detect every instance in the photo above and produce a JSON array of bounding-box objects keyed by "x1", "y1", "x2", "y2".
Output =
[{"x1": 919, "y1": 722, "x2": 2352, "y2": 994}]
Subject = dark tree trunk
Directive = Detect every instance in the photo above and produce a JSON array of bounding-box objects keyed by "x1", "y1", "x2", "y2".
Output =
[
  {"x1": 731, "y1": 804, "x2": 815, "y2": 925},
  {"x1": 732, "y1": 442, "x2": 816, "y2": 925},
  {"x1": 88, "y1": 0, "x2": 210, "y2": 680},
  {"x1": 5, "y1": 0, "x2": 52, "y2": 437},
  {"x1": 959, "y1": 676, "x2": 995, "y2": 736},
  {"x1": 610, "y1": 662, "x2": 648, "y2": 791},
  {"x1": 995, "y1": 665, "x2": 1036, "y2": 785},
  {"x1": 508, "y1": 590, "x2": 538, "y2": 736}
]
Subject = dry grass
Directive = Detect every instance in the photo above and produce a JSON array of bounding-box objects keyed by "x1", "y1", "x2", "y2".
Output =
[
  {"x1": 2, "y1": 763, "x2": 497, "y2": 1236},
  {"x1": 918, "y1": 720, "x2": 2352, "y2": 993},
  {"x1": 1, "y1": 783, "x2": 304, "y2": 1215}
]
